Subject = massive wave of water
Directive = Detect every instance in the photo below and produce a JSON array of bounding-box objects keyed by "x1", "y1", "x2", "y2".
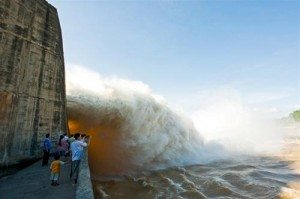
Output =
[
  {"x1": 66, "y1": 65, "x2": 286, "y2": 177},
  {"x1": 66, "y1": 65, "x2": 208, "y2": 177}
]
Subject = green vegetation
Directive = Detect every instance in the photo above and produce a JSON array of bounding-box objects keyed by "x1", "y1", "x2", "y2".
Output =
[{"x1": 290, "y1": 110, "x2": 300, "y2": 122}]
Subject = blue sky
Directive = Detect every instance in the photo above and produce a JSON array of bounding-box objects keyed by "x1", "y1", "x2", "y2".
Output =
[{"x1": 48, "y1": 0, "x2": 300, "y2": 117}]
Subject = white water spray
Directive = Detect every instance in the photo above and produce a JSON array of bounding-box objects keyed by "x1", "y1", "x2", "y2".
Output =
[{"x1": 66, "y1": 65, "x2": 286, "y2": 175}]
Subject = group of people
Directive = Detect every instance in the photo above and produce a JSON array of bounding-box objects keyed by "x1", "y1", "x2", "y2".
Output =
[{"x1": 42, "y1": 132, "x2": 91, "y2": 186}]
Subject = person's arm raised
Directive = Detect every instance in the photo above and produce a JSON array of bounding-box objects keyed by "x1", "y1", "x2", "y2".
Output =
[
  {"x1": 79, "y1": 140, "x2": 88, "y2": 147},
  {"x1": 85, "y1": 136, "x2": 91, "y2": 145}
]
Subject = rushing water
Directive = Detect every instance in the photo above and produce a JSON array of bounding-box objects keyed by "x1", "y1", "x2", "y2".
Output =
[
  {"x1": 66, "y1": 66, "x2": 300, "y2": 198},
  {"x1": 92, "y1": 155, "x2": 300, "y2": 199}
]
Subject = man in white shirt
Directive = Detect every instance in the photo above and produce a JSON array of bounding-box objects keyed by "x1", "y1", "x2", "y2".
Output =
[{"x1": 69, "y1": 133, "x2": 89, "y2": 184}]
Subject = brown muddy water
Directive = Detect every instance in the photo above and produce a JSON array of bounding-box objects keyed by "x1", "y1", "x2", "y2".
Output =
[
  {"x1": 65, "y1": 78, "x2": 300, "y2": 198},
  {"x1": 92, "y1": 154, "x2": 300, "y2": 199}
]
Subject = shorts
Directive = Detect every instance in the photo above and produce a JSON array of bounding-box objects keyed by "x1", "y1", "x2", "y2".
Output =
[{"x1": 50, "y1": 172, "x2": 60, "y2": 181}]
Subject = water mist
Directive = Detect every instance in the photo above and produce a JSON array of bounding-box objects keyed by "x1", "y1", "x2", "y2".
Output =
[{"x1": 66, "y1": 65, "x2": 286, "y2": 177}]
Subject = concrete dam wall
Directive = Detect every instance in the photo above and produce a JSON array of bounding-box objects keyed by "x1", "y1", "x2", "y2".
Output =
[{"x1": 0, "y1": 0, "x2": 67, "y2": 166}]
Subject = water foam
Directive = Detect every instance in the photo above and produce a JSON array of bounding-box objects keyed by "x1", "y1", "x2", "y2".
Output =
[
  {"x1": 66, "y1": 65, "x2": 204, "y2": 176},
  {"x1": 66, "y1": 65, "x2": 287, "y2": 176}
]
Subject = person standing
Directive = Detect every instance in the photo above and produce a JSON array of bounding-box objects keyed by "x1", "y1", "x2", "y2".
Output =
[
  {"x1": 42, "y1": 134, "x2": 51, "y2": 166},
  {"x1": 57, "y1": 135, "x2": 69, "y2": 157},
  {"x1": 69, "y1": 133, "x2": 89, "y2": 184}
]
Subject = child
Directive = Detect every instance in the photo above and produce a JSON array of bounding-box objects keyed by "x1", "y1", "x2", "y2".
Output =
[{"x1": 50, "y1": 153, "x2": 65, "y2": 186}]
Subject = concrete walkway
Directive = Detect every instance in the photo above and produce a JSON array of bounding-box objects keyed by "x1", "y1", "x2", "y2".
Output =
[{"x1": 0, "y1": 157, "x2": 76, "y2": 199}]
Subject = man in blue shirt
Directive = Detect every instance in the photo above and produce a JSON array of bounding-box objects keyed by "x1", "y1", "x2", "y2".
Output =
[{"x1": 42, "y1": 133, "x2": 51, "y2": 166}]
